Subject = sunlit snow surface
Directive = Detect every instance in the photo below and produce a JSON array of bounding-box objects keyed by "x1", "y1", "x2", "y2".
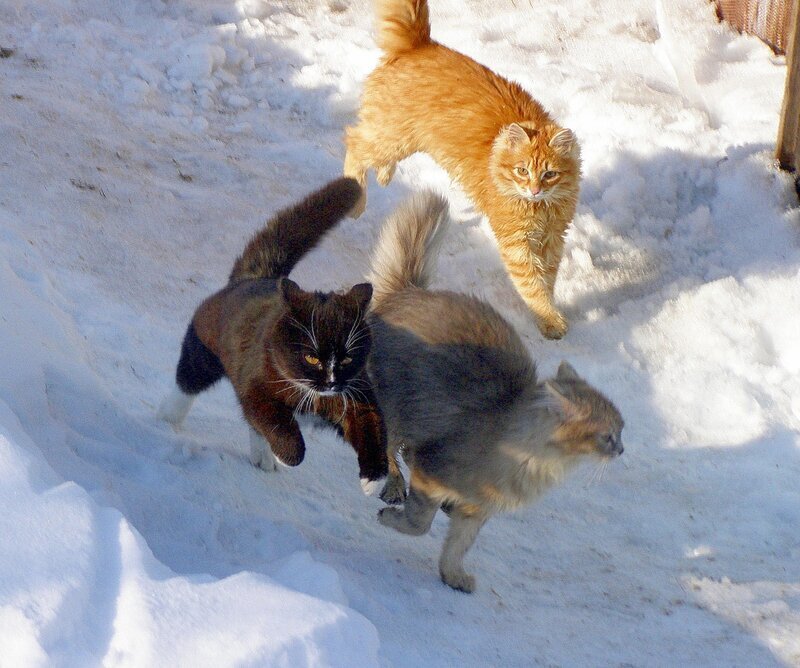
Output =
[{"x1": 1, "y1": 0, "x2": 799, "y2": 665}]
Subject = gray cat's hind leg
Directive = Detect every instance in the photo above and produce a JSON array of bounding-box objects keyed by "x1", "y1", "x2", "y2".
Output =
[
  {"x1": 439, "y1": 508, "x2": 487, "y2": 593},
  {"x1": 380, "y1": 442, "x2": 407, "y2": 504}
]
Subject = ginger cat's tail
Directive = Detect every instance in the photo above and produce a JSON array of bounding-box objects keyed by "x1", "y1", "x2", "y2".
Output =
[
  {"x1": 369, "y1": 191, "x2": 449, "y2": 306},
  {"x1": 375, "y1": 0, "x2": 431, "y2": 56},
  {"x1": 229, "y1": 177, "x2": 361, "y2": 282}
]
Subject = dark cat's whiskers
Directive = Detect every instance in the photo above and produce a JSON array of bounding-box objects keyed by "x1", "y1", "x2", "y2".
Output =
[
  {"x1": 346, "y1": 327, "x2": 370, "y2": 352},
  {"x1": 288, "y1": 316, "x2": 318, "y2": 349},
  {"x1": 345, "y1": 307, "x2": 365, "y2": 350},
  {"x1": 293, "y1": 385, "x2": 319, "y2": 419},
  {"x1": 339, "y1": 389, "x2": 350, "y2": 423},
  {"x1": 309, "y1": 306, "x2": 319, "y2": 350},
  {"x1": 345, "y1": 377, "x2": 374, "y2": 403},
  {"x1": 345, "y1": 386, "x2": 369, "y2": 403}
]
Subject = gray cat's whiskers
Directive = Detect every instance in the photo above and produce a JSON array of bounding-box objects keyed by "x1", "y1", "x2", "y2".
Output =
[{"x1": 583, "y1": 460, "x2": 609, "y2": 488}]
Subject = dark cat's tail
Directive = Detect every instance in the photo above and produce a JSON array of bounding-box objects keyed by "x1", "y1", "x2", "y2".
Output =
[
  {"x1": 229, "y1": 177, "x2": 362, "y2": 282},
  {"x1": 375, "y1": 0, "x2": 431, "y2": 56},
  {"x1": 369, "y1": 191, "x2": 449, "y2": 306}
]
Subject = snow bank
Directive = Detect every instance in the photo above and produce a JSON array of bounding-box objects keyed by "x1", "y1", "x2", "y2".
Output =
[{"x1": 0, "y1": 238, "x2": 379, "y2": 667}]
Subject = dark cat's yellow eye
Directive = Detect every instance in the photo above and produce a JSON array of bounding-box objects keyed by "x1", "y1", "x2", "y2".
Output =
[
  {"x1": 304, "y1": 354, "x2": 321, "y2": 366},
  {"x1": 340, "y1": 357, "x2": 353, "y2": 366},
  {"x1": 541, "y1": 170, "x2": 558, "y2": 181},
  {"x1": 514, "y1": 166, "x2": 529, "y2": 177}
]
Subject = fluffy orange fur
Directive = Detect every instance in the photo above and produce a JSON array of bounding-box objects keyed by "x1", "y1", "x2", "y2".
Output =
[{"x1": 344, "y1": 0, "x2": 581, "y2": 338}]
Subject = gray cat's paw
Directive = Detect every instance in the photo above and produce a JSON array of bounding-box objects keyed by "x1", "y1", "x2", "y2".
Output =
[
  {"x1": 440, "y1": 568, "x2": 476, "y2": 594},
  {"x1": 377, "y1": 506, "x2": 402, "y2": 528},
  {"x1": 379, "y1": 475, "x2": 407, "y2": 505}
]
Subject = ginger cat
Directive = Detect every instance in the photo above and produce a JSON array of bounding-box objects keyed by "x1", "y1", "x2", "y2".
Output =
[
  {"x1": 158, "y1": 178, "x2": 388, "y2": 494},
  {"x1": 344, "y1": 0, "x2": 581, "y2": 339},
  {"x1": 367, "y1": 193, "x2": 624, "y2": 592}
]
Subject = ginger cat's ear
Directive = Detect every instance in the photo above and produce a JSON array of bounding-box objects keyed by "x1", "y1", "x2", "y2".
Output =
[
  {"x1": 504, "y1": 123, "x2": 531, "y2": 147},
  {"x1": 549, "y1": 128, "x2": 576, "y2": 153}
]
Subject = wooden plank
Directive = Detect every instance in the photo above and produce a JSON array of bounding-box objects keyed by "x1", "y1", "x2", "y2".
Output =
[{"x1": 776, "y1": 0, "x2": 800, "y2": 170}]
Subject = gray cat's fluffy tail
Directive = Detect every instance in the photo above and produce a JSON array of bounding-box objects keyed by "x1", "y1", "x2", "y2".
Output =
[
  {"x1": 229, "y1": 177, "x2": 361, "y2": 282},
  {"x1": 369, "y1": 191, "x2": 450, "y2": 306}
]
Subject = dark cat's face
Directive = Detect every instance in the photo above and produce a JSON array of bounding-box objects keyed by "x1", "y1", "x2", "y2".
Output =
[{"x1": 271, "y1": 278, "x2": 373, "y2": 399}]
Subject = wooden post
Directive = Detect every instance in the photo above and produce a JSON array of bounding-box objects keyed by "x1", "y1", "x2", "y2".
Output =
[{"x1": 777, "y1": 0, "x2": 800, "y2": 171}]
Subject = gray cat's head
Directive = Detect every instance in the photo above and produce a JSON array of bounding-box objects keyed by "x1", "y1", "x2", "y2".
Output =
[{"x1": 544, "y1": 361, "x2": 624, "y2": 458}]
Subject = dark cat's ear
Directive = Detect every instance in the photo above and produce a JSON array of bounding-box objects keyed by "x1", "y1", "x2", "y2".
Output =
[
  {"x1": 504, "y1": 123, "x2": 531, "y2": 147},
  {"x1": 556, "y1": 361, "x2": 580, "y2": 382},
  {"x1": 279, "y1": 277, "x2": 308, "y2": 312},
  {"x1": 347, "y1": 282, "x2": 373, "y2": 310},
  {"x1": 549, "y1": 128, "x2": 576, "y2": 154}
]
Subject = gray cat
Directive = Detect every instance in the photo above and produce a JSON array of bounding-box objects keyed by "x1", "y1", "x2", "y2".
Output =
[{"x1": 367, "y1": 193, "x2": 625, "y2": 593}]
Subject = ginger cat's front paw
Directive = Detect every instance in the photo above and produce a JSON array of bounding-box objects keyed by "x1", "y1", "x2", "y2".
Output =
[{"x1": 538, "y1": 311, "x2": 568, "y2": 340}]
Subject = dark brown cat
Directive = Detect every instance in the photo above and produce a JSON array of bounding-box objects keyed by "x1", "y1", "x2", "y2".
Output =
[{"x1": 158, "y1": 178, "x2": 388, "y2": 494}]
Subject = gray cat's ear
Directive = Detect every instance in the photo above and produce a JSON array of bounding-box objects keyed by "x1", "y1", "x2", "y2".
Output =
[
  {"x1": 549, "y1": 128, "x2": 576, "y2": 153},
  {"x1": 543, "y1": 380, "x2": 569, "y2": 413},
  {"x1": 556, "y1": 361, "x2": 580, "y2": 382},
  {"x1": 543, "y1": 380, "x2": 578, "y2": 418},
  {"x1": 504, "y1": 123, "x2": 531, "y2": 147},
  {"x1": 279, "y1": 277, "x2": 306, "y2": 311},
  {"x1": 348, "y1": 282, "x2": 373, "y2": 309}
]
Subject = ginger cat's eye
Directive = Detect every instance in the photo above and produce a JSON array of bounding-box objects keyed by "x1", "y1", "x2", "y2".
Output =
[
  {"x1": 340, "y1": 357, "x2": 353, "y2": 366},
  {"x1": 304, "y1": 354, "x2": 321, "y2": 366},
  {"x1": 542, "y1": 170, "x2": 558, "y2": 181},
  {"x1": 514, "y1": 166, "x2": 529, "y2": 177}
]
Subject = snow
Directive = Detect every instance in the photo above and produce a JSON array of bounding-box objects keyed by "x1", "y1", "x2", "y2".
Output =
[{"x1": 1, "y1": 0, "x2": 798, "y2": 665}]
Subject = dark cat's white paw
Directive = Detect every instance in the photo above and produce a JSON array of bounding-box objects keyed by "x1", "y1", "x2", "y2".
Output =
[
  {"x1": 360, "y1": 476, "x2": 385, "y2": 496},
  {"x1": 440, "y1": 568, "x2": 476, "y2": 593},
  {"x1": 156, "y1": 385, "x2": 195, "y2": 430},
  {"x1": 248, "y1": 427, "x2": 278, "y2": 472}
]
